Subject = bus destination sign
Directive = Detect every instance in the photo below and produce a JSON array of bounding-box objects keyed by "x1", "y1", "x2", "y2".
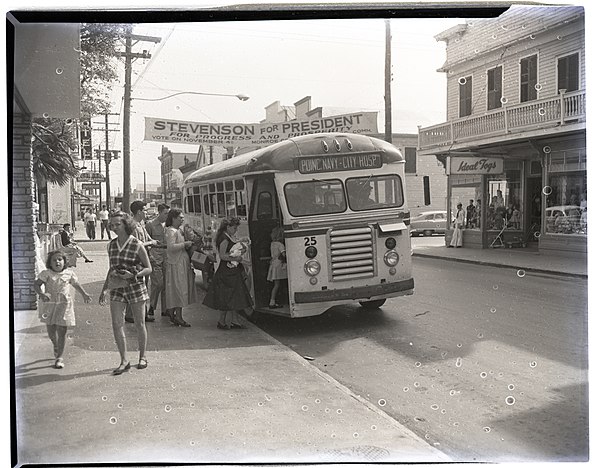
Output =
[{"x1": 298, "y1": 153, "x2": 382, "y2": 174}]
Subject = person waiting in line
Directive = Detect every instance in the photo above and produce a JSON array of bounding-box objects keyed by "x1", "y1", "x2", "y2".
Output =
[
  {"x1": 203, "y1": 217, "x2": 253, "y2": 330},
  {"x1": 59, "y1": 223, "x2": 93, "y2": 263},
  {"x1": 164, "y1": 208, "x2": 198, "y2": 327},
  {"x1": 267, "y1": 226, "x2": 288, "y2": 309},
  {"x1": 99, "y1": 211, "x2": 153, "y2": 374},
  {"x1": 144, "y1": 203, "x2": 169, "y2": 318},
  {"x1": 449, "y1": 202, "x2": 465, "y2": 248}
]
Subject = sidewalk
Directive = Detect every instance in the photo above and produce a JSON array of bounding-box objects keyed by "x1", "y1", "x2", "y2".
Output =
[
  {"x1": 13, "y1": 247, "x2": 449, "y2": 465},
  {"x1": 411, "y1": 236, "x2": 588, "y2": 278}
]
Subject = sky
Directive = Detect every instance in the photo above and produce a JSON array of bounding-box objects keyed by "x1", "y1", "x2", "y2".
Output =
[{"x1": 100, "y1": 15, "x2": 469, "y2": 191}]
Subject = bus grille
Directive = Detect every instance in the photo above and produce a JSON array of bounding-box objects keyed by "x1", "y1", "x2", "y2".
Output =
[{"x1": 329, "y1": 226, "x2": 375, "y2": 281}]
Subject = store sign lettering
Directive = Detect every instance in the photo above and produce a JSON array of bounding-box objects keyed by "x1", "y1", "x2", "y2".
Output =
[
  {"x1": 450, "y1": 157, "x2": 503, "y2": 175},
  {"x1": 298, "y1": 154, "x2": 382, "y2": 174}
]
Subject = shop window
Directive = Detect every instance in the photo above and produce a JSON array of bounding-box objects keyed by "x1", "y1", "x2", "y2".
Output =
[
  {"x1": 487, "y1": 66, "x2": 503, "y2": 111},
  {"x1": 487, "y1": 168, "x2": 522, "y2": 231},
  {"x1": 544, "y1": 174, "x2": 586, "y2": 235},
  {"x1": 520, "y1": 54, "x2": 538, "y2": 103},
  {"x1": 459, "y1": 76, "x2": 472, "y2": 118},
  {"x1": 449, "y1": 175, "x2": 482, "y2": 230}
]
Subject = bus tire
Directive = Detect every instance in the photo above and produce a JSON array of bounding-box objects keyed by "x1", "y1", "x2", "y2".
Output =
[{"x1": 359, "y1": 299, "x2": 386, "y2": 309}]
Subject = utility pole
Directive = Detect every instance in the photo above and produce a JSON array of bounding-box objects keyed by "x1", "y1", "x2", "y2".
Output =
[
  {"x1": 384, "y1": 19, "x2": 393, "y2": 144},
  {"x1": 92, "y1": 113, "x2": 120, "y2": 209},
  {"x1": 97, "y1": 144, "x2": 102, "y2": 207},
  {"x1": 121, "y1": 27, "x2": 161, "y2": 213},
  {"x1": 143, "y1": 171, "x2": 147, "y2": 202}
]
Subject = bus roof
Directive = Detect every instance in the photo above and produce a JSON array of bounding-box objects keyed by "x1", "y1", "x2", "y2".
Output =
[{"x1": 183, "y1": 133, "x2": 404, "y2": 186}]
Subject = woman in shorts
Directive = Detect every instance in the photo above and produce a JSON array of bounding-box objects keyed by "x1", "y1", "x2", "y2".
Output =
[{"x1": 99, "y1": 211, "x2": 152, "y2": 374}]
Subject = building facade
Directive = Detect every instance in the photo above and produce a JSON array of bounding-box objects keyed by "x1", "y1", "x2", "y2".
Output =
[
  {"x1": 11, "y1": 21, "x2": 81, "y2": 310},
  {"x1": 418, "y1": 5, "x2": 586, "y2": 255}
]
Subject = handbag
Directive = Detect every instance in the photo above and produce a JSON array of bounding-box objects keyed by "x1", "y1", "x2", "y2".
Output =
[{"x1": 107, "y1": 270, "x2": 132, "y2": 290}]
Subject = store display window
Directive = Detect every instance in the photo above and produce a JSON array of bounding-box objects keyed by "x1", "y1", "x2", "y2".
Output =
[
  {"x1": 487, "y1": 163, "x2": 523, "y2": 231},
  {"x1": 544, "y1": 173, "x2": 586, "y2": 235},
  {"x1": 449, "y1": 174, "x2": 482, "y2": 230}
]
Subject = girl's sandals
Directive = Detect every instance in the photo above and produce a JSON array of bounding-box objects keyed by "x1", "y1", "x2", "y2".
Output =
[
  {"x1": 138, "y1": 357, "x2": 148, "y2": 369},
  {"x1": 230, "y1": 322, "x2": 247, "y2": 329},
  {"x1": 112, "y1": 362, "x2": 131, "y2": 375},
  {"x1": 217, "y1": 322, "x2": 231, "y2": 330},
  {"x1": 54, "y1": 358, "x2": 65, "y2": 369}
]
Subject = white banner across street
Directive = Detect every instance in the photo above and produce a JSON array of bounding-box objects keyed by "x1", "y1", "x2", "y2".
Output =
[{"x1": 144, "y1": 112, "x2": 378, "y2": 147}]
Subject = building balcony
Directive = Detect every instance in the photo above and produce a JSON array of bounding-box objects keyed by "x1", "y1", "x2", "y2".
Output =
[{"x1": 418, "y1": 90, "x2": 586, "y2": 155}]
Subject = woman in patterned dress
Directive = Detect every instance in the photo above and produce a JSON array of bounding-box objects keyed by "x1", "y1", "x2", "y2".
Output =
[{"x1": 99, "y1": 211, "x2": 153, "y2": 374}]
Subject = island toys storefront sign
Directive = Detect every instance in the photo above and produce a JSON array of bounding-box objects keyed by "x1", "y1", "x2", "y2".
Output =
[{"x1": 447, "y1": 156, "x2": 504, "y2": 175}]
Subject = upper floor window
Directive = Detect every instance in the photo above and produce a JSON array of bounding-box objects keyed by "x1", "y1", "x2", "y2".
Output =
[
  {"x1": 520, "y1": 54, "x2": 538, "y2": 103},
  {"x1": 459, "y1": 76, "x2": 472, "y2": 118},
  {"x1": 404, "y1": 147, "x2": 417, "y2": 174},
  {"x1": 487, "y1": 66, "x2": 503, "y2": 110},
  {"x1": 558, "y1": 53, "x2": 579, "y2": 93}
]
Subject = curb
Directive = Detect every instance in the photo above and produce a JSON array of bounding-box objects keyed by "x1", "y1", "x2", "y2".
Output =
[
  {"x1": 412, "y1": 252, "x2": 588, "y2": 279},
  {"x1": 245, "y1": 316, "x2": 451, "y2": 461}
]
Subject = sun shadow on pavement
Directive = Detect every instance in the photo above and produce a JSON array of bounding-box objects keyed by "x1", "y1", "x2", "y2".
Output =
[{"x1": 15, "y1": 368, "x2": 112, "y2": 389}]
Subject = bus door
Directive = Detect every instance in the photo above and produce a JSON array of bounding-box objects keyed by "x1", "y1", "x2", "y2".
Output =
[{"x1": 247, "y1": 174, "x2": 286, "y2": 311}]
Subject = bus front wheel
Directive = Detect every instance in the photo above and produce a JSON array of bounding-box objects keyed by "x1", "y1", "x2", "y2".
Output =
[{"x1": 359, "y1": 299, "x2": 386, "y2": 309}]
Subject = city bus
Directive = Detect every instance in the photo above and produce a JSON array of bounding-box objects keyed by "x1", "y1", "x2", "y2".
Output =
[{"x1": 182, "y1": 132, "x2": 414, "y2": 318}]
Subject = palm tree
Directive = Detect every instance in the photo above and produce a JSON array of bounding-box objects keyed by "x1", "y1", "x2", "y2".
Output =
[{"x1": 31, "y1": 118, "x2": 80, "y2": 187}]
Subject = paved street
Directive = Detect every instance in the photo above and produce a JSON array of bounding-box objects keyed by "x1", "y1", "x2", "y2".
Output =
[{"x1": 257, "y1": 255, "x2": 589, "y2": 462}]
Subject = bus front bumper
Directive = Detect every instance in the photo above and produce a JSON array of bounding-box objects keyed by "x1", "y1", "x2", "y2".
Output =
[{"x1": 294, "y1": 278, "x2": 414, "y2": 304}]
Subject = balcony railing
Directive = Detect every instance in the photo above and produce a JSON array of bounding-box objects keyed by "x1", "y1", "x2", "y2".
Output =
[{"x1": 418, "y1": 90, "x2": 586, "y2": 151}]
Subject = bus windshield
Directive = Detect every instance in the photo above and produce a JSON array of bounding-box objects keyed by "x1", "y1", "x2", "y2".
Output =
[
  {"x1": 284, "y1": 179, "x2": 347, "y2": 216},
  {"x1": 347, "y1": 175, "x2": 403, "y2": 211}
]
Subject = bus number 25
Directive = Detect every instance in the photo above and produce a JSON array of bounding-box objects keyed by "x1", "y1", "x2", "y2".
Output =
[{"x1": 304, "y1": 236, "x2": 317, "y2": 246}]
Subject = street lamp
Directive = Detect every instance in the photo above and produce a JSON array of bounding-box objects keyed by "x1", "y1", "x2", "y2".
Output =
[{"x1": 122, "y1": 88, "x2": 249, "y2": 212}]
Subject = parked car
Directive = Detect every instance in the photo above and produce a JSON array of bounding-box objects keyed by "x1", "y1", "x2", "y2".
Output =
[
  {"x1": 545, "y1": 205, "x2": 582, "y2": 233},
  {"x1": 410, "y1": 210, "x2": 450, "y2": 236}
]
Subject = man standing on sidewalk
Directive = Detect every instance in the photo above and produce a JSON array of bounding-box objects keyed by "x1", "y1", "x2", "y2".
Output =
[
  {"x1": 98, "y1": 205, "x2": 111, "y2": 240},
  {"x1": 83, "y1": 208, "x2": 97, "y2": 240},
  {"x1": 145, "y1": 203, "x2": 169, "y2": 319},
  {"x1": 125, "y1": 200, "x2": 158, "y2": 323}
]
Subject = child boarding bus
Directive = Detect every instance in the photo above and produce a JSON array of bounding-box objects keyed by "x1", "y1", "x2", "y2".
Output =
[{"x1": 182, "y1": 132, "x2": 414, "y2": 318}]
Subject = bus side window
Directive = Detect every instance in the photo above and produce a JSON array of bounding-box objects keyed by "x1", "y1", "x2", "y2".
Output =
[
  {"x1": 257, "y1": 191, "x2": 273, "y2": 219},
  {"x1": 203, "y1": 194, "x2": 210, "y2": 214},
  {"x1": 236, "y1": 190, "x2": 247, "y2": 217},
  {"x1": 193, "y1": 186, "x2": 202, "y2": 214}
]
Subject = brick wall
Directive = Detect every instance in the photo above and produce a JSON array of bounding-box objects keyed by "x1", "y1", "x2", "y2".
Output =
[{"x1": 11, "y1": 112, "x2": 37, "y2": 310}]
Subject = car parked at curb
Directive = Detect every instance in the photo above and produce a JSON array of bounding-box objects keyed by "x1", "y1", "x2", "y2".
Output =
[{"x1": 410, "y1": 210, "x2": 450, "y2": 236}]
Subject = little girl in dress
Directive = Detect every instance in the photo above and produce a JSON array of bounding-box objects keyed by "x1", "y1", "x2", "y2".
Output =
[
  {"x1": 34, "y1": 250, "x2": 92, "y2": 369},
  {"x1": 266, "y1": 227, "x2": 288, "y2": 308}
]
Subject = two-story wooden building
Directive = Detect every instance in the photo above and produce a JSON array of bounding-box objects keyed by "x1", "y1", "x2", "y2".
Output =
[{"x1": 418, "y1": 5, "x2": 586, "y2": 256}]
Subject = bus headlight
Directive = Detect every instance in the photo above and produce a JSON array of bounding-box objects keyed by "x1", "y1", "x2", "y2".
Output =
[
  {"x1": 304, "y1": 259, "x2": 321, "y2": 276},
  {"x1": 384, "y1": 250, "x2": 400, "y2": 267}
]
